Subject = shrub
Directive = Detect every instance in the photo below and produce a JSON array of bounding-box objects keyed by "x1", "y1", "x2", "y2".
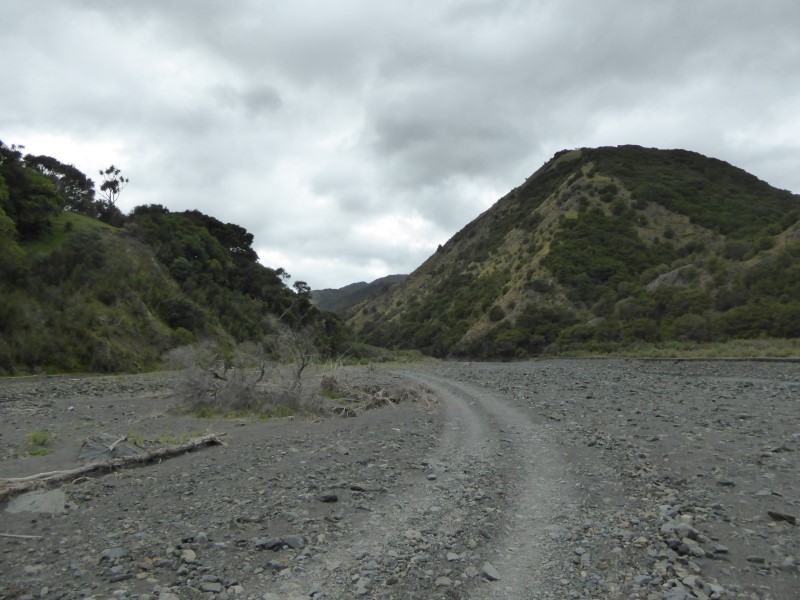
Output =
[
  {"x1": 26, "y1": 429, "x2": 50, "y2": 456},
  {"x1": 488, "y1": 305, "x2": 505, "y2": 322}
]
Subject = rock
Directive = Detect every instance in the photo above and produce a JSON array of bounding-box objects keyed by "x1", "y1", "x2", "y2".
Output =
[
  {"x1": 6, "y1": 489, "x2": 71, "y2": 515},
  {"x1": 435, "y1": 576, "x2": 453, "y2": 587},
  {"x1": 482, "y1": 562, "x2": 501, "y2": 581},
  {"x1": 200, "y1": 581, "x2": 223, "y2": 593},
  {"x1": 256, "y1": 537, "x2": 284, "y2": 551},
  {"x1": 180, "y1": 548, "x2": 197, "y2": 564},
  {"x1": 767, "y1": 510, "x2": 797, "y2": 525},
  {"x1": 354, "y1": 579, "x2": 369, "y2": 596},
  {"x1": 100, "y1": 547, "x2": 129, "y2": 562},
  {"x1": 195, "y1": 531, "x2": 210, "y2": 545},
  {"x1": 283, "y1": 534, "x2": 305, "y2": 549},
  {"x1": 317, "y1": 493, "x2": 338, "y2": 503}
]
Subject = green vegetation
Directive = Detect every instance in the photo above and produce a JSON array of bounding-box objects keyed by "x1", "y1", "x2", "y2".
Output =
[
  {"x1": 543, "y1": 207, "x2": 675, "y2": 302},
  {"x1": 350, "y1": 145, "x2": 800, "y2": 359},
  {"x1": 26, "y1": 429, "x2": 50, "y2": 456},
  {"x1": 0, "y1": 140, "x2": 349, "y2": 375},
  {"x1": 588, "y1": 145, "x2": 798, "y2": 238}
]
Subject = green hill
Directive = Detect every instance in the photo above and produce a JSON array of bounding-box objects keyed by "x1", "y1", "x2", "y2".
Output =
[
  {"x1": 312, "y1": 274, "x2": 408, "y2": 314},
  {"x1": 349, "y1": 146, "x2": 800, "y2": 358},
  {"x1": 0, "y1": 141, "x2": 345, "y2": 375}
]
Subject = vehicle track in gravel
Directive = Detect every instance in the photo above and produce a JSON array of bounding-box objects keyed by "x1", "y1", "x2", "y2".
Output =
[
  {"x1": 405, "y1": 372, "x2": 575, "y2": 600},
  {"x1": 289, "y1": 371, "x2": 574, "y2": 599}
]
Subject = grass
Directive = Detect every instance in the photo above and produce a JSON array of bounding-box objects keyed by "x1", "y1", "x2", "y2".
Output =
[
  {"x1": 26, "y1": 429, "x2": 50, "y2": 456},
  {"x1": 20, "y1": 212, "x2": 113, "y2": 256}
]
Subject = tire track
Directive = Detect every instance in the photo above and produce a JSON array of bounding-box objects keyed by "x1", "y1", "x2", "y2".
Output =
[{"x1": 404, "y1": 372, "x2": 575, "y2": 600}]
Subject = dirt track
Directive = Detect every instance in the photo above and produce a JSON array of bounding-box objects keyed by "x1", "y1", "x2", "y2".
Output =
[{"x1": 1, "y1": 359, "x2": 798, "y2": 599}]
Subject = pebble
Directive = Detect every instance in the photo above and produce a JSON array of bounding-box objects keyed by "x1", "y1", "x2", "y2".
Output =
[{"x1": 482, "y1": 562, "x2": 501, "y2": 581}]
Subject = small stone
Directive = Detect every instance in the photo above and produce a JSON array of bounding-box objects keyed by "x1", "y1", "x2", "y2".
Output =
[
  {"x1": 435, "y1": 576, "x2": 453, "y2": 587},
  {"x1": 283, "y1": 535, "x2": 305, "y2": 549},
  {"x1": 317, "y1": 493, "x2": 338, "y2": 503},
  {"x1": 354, "y1": 579, "x2": 369, "y2": 596},
  {"x1": 200, "y1": 582, "x2": 223, "y2": 593},
  {"x1": 746, "y1": 556, "x2": 766, "y2": 564},
  {"x1": 447, "y1": 552, "x2": 460, "y2": 561},
  {"x1": 482, "y1": 562, "x2": 501, "y2": 581},
  {"x1": 767, "y1": 510, "x2": 797, "y2": 525},
  {"x1": 256, "y1": 537, "x2": 284, "y2": 551},
  {"x1": 180, "y1": 548, "x2": 197, "y2": 564},
  {"x1": 716, "y1": 479, "x2": 735, "y2": 487},
  {"x1": 101, "y1": 547, "x2": 129, "y2": 562},
  {"x1": 195, "y1": 532, "x2": 209, "y2": 545}
]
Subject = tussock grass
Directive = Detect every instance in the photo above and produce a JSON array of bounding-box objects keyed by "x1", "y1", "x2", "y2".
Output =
[{"x1": 26, "y1": 429, "x2": 50, "y2": 456}]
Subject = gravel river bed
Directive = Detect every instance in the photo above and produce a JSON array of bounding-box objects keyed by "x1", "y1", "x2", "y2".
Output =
[{"x1": 0, "y1": 358, "x2": 798, "y2": 599}]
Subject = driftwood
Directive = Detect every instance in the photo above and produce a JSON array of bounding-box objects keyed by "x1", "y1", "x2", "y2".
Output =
[{"x1": 0, "y1": 432, "x2": 226, "y2": 502}]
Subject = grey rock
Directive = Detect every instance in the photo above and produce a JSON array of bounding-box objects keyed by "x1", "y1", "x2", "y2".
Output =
[
  {"x1": 256, "y1": 537, "x2": 284, "y2": 551},
  {"x1": 283, "y1": 534, "x2": 305, "y2": 549},
  {"x1": 200, "y1": 581, "x2": 223, "y2": 593},
  {"x1": 100, "y1": 547, "x2": 129, "y2": 562},
  {"x1": 482, "y1": 562, "x2": 501, "y2": 581}
]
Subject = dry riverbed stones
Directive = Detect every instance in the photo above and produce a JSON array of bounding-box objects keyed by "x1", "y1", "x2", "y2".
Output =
[{"x1": 1, "y1": 359, "x2": 798, "y2": 599}]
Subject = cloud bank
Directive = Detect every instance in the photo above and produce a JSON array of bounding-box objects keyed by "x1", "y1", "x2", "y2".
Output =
[{"x1": 3, "y1": 0, "x2": 799, "y2": 288}]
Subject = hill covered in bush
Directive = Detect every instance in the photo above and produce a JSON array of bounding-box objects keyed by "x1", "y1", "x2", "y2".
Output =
[
  {"x1": 349, "y1": 146, "x2": 800, "y2": 358},
  {"x1": 0, "y1": 140, "x2": 345, "y2": 374}
]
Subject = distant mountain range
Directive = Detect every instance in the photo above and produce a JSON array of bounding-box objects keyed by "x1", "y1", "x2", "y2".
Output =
[
  {"x1": 312, "y1": 274, "x2": 408, "y2": 314},
  {"x1": 348, "y1": 145, "x2": 800, "y2": 358}
]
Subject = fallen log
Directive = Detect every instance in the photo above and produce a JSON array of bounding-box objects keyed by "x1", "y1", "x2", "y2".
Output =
[{"x1": 0, "y1": 432, "x2": 226, "y2": 502}]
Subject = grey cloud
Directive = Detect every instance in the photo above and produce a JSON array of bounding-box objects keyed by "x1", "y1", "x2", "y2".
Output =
[
  {"x1": 212, "y1": 84, "x2": 283, "y2": 116},
  {"x1": 3, "y1": 0, "x2": 800, "y2": 289}
]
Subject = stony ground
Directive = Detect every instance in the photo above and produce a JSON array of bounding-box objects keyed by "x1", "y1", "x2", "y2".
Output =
[{"x1": 0, "y1": 359, "x2": 798, "y2": 600}]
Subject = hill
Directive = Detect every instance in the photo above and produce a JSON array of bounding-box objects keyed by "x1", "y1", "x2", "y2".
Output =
[
  {"x1": 312, "y1": 274, "x2": 408, "y2": 314},
  {"x1": 0, "y1": 140, "x2": 345, "y2": 375},
  {"x1": 349, "y1": 146, "x2": 800, "y2": 358}
]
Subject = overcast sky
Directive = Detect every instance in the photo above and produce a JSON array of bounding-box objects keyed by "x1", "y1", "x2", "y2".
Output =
[{"x1": 2, "y1": 1, "x2": 799, "y2": 289}]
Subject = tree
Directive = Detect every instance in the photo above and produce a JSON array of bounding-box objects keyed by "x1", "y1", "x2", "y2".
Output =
[
  {"x1": 0, "y1": 142, "x2": 62, "y2": 238},
  {"x1": 96, "y1": 165, "x2": 129, "y2": 226},
  {"x1": 25, "y1": 154, "x2": 96, "y2": 215},
  {"x1": 98, "y1": 164, "x2": 129, "y2": 206}
]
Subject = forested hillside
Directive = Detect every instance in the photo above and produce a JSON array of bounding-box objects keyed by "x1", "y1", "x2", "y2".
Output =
[
  {"x1": 0, "y1": 140, "x2": 345, "y2": 374},
  {"x1": 350, "y1": 146, "x2": 800, "y2": 358},
  {"x1": 312, "y1": 274, "x2": 408, "y2": 314}
]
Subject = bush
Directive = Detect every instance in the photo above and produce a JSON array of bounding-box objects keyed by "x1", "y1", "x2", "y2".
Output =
[{"x1": 488, "y1": 305, "x2": 505, "y2": 322}]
